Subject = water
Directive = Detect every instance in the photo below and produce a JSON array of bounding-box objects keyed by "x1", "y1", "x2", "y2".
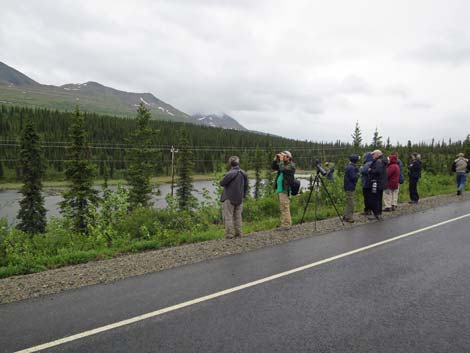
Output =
[{"x1": 0, "y1": 176, "x2": 313, "y2": 224}]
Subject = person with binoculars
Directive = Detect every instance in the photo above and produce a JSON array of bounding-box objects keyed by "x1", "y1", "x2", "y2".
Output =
[{"x1": 272, "y1": 151, "x2": 296, "y2": 230}]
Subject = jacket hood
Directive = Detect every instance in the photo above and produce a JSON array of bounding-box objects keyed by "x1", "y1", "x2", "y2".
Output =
[
  {"x1": 363, "y1": 152, "x2": 373, "y2": 163},
  {"x1": 389, "y1": 155, "x2": 398, "y2": 164}
]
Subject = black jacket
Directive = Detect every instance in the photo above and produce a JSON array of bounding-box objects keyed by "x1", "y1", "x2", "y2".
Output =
[
  {"x1": 408, "y1": 160, "x2": 422, "y2": 179},
  {"x1": 368, "y1": 157, "x2": 388, "y2": 190}
]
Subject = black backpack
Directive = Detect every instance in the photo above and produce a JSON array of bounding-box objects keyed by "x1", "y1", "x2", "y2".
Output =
[{"x1": 290, "y1": 178, "x2": 301, "y2": 196}]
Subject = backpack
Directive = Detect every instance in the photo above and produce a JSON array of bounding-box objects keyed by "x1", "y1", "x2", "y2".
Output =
[
  {"x1": 399, "y1": 172, "x2": 405, "y2": 184},
  {"x1": 290, "y1": 178, "x2": 301, "y2": 196}
]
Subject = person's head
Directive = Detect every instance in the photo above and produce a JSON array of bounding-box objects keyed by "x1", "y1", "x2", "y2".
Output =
[
  {"x1": 411, "y1": 152, "x2": 420, "y2": 160},
  {"x1": 457, "y1": 152, "x2": 464, "y2": 158},
  {"x1": 391, "y1": 151, "x2": 399, "y2": 158},
  {"x1": 229, "y1": 156, "x2": 240, "y2": 167},
  {"x1": 371, "y1": 149, "x2": 383, "y2": 160},
  {"x1": 282, "y1": 150, "x2": 292, "y2": 161},
  {"x1": 389, "y1": 154, "x2": 398, "y2": 164},
  {"x1": 349, "y1": 154, "x2": 359, "y2": 164}
]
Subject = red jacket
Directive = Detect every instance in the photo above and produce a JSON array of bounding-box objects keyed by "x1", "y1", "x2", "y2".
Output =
[{"x1": 387, "y1": 155, "x2": 400, "y2": 190}]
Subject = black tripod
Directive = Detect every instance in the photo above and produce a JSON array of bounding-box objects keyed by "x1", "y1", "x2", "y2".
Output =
[{"x1": 300, "y1": 171, "x2": 344, "y2": 230}]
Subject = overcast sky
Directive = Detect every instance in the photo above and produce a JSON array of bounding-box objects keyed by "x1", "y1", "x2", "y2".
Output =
[{"x1": 1, "y1": 0, "x2": 469, "y2": 144}]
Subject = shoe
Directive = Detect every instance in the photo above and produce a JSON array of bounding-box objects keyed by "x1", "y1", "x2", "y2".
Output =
[
  {"x1": 408, "y1": 201, "x2": 417, "y2": 204},
  {"x1": 457, "y1": 190, "x2": 462, "y2": 196},
  {"x1": 383, "y1": 208, "x2": 392, "y2": 212},
  {"x1": 392, "y1": 205, "x2": 397, "y2": 211},
  {"x1": 234, "y1": 233, "x2": 242, "y2": 238},
  {"x1": 225, "y1": 235, "x2": 234, "y2": 239},
  {"x1": 276, "y1": 226, "x2": 291, "y2": 232},
  {"x1": 342, "y1": 216, "x2": 354, "y2": 223},
  {"x1": 360, "y1": 211, "x2": 372, "y2": 216},
  {"x1": 367, "y1": 215, "x2": 377, "y2": 221},
  {"x1": 376, "y1": 215, "x2": 384, "y2": 221}
]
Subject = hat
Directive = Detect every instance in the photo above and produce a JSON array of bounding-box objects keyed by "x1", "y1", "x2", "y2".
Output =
[
  {"x1": 372, "y1": 149, "x2": 383, "y2": 156},
  {"x1": 457, "y1": 152, "x2": 464, "y2": 157},
  {"x1": 282, "y1": 151, "x2": 292, "y2": 159},
  {"x1": 349, "y1": 154, "x2": 359, "y2": 163}
]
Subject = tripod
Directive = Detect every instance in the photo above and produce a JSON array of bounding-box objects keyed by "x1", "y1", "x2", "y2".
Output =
[{"x1": 300, "y1": 171, "x2": 344, "y2": 230}]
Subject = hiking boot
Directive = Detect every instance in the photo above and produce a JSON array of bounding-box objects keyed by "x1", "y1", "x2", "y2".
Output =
[
  {"x1": 457, "y1": 190, "x2": 462, "y2": 196},
  {"x1": 383, "y1": 207, "x2": 392, "y2": 212}
]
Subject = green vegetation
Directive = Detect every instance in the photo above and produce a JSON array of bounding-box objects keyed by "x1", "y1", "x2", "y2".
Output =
[{"x1": 0, "y1": 171, "x2": 459, "y2": 279}]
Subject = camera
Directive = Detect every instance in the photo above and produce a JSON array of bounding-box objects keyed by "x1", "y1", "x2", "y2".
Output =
[{"x1": 313, "y1": 159, "x2": 327, "y2": 176}]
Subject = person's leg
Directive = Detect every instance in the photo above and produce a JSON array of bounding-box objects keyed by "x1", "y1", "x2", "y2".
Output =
[
  {"x1": 233, "y1": 203, "x2": 243, "y2": 237},
  {"x1": 223, "y1": 199, "x2": 235, "y2": 238},
  {"x1": 278, "y1": 192, "x2": 291, "y2": 228},
  {"x1": 378, "y1": 190, "x2": 384, "y2": 215},
  {"x1": 409, "y1": 178, "x2": 417, "y2": 202},
  {"x1": 392, "y1": 189, "x2": 399, "y2": 209},
  {"x1": 362, "y1": 188, "x2": 370, "y2": 214},
  {"x1": 344, "y1": 191, "x2": 354, "y2": 221},
  {"x1": 383, "y1": 189, "x2": 392, "y2": 210}
]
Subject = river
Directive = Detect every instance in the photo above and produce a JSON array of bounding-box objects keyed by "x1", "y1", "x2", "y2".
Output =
[{"x1": 0, "y1": 176, "x2": 313, "y2": 224}]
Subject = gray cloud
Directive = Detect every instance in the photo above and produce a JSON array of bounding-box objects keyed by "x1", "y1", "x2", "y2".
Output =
[{"x1": 1, "y1": 0, "x2": 469, "y2": 143}]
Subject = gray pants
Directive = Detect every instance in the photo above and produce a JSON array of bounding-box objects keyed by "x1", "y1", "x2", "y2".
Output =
[
  {"x1": 223, "y1": 199, "x2": 243, "y2": 237},
  {"x1": 344, "y1": 191, "x2": 355, "y2": 220}
]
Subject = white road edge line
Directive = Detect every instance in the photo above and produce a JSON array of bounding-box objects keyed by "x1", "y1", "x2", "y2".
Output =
[{"x1": 15, "y1": 213, "x2": 470, "y2": 353}]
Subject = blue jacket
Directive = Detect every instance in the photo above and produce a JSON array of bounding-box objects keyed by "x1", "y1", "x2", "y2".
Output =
[{"x1": 344, "y1": 162, "x2": 359, "y2": 191}]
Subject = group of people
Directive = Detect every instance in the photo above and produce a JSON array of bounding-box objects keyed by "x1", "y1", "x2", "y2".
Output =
[
  {"x1": 219, "y1": 151, "x2": 296, "y2": 238},
  {"x1": 343, "y1": 150, "x2": 422, "y2": 223},
  {"x1": 219, "y1": 150, "x2": 469, "y2": 239}
]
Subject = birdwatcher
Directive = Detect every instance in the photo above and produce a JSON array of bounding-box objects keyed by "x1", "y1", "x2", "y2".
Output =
[
  {"x1": 272, "y1": 150, "x2": 296, "y2": 230},
  {"x1": 220, "y1": 156, "x2": 248, "y2": 239},
  {"x1": 453, "y1": 152, "x2": 469, "y2": 196},
  {"x1": 343, "y1": 154, "x2": 360, "y2": 223},
  {"x1": 408, "y1": 152, "x2": 422, "y2": 203}
]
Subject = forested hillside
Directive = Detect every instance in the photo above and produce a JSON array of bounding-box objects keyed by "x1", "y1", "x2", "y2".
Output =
[{"x1": 0, "y1": 104, "x2": 468, "y2": 181}]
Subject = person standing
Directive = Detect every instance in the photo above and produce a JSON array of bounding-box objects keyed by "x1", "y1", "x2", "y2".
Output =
[
  {"x1": 384, "y1": 154, "x2": 400, "y2": 211},
  {"x1": 360, "y1": 152, "x2": 374, "y2": 215},
  {"x1": 367, "y1": 150, "x2": 387, "y2": 220},
  {"x1": 408, "y1": 152, "x2": 422, "y2": 203},
  {"x1": 343, "y1": 154, "x2": 360, "y2": 223},
  {"x1": 220, "y1": 156, "x2": 248, "y2": 239},
  {"x1": 453, "y1": 153, "x2": 469, "y2": 196},
  {"x1": 272, "y1": 151, "x2": 296, "y2": 230}
]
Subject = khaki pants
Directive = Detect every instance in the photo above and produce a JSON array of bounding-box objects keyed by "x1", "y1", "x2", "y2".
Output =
[
  {"x1": 383, "y1": 189, "x2": 399, "y2": 208},
  {"x1": 278, "y1": 192, "x2": 291, "y2": 228},
  {"x1": 223, "y1": 199, "x2": 243, "y2": 237},
  {"x1": 344, "y1": 191, "x2": 355, "y2": 220}
]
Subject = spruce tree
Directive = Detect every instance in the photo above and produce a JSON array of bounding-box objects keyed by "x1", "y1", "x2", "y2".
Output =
[
  {"x1": 60, "y1": 106, "x2": 98, "y2": 233},
  {"x1": 17, "y1": 121, "x2": 47, "y2": 234},
  {"x1": 372, "y1": 127, "x2": 383, "y2": 149},
  {"x1": 351, "y1": 121, "x2": 363, "y2": 148},
  {"x1": 176, "y1": 129, "x2": 195, "y2": 211},
  {"x1": 126, "y1": 103, "x2": 157, "y2": 209}
]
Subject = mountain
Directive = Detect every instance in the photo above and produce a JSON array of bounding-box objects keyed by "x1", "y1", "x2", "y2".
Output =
[
  {"x1": 0, "y1": 62, "x2": 245, "y2": 130},
  {"x1": 192, "y1": 113, "x2": 247, "y2": 131}
]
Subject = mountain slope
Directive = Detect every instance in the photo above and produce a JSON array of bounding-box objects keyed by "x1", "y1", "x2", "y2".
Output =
[
  {"x1": 192, "y1": 113, "x2": 247, "y2": 131},
  {"x1": 0, "y1": 62, "x2": 193, "y2": 122}
]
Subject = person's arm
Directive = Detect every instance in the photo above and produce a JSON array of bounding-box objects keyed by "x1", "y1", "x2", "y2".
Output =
[
  {"x1": 272, "y1": 159, "x2": 280, "y2": 171},
  {"x1": 220, "y1": 170, "x2": 236, "y2": 186},
  {"x1": 279, "y1": 161, "x2": 296, "y2": 174}
]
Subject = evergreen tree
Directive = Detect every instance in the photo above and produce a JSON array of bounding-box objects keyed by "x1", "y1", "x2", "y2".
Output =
[
  {"x1": 60, "y1": 106, "x2": 98, "y2": 233},
  {"x1": 386, "y1": 136, "x2": 391, "y2": 150},
  {"x1": 372, "y1": 127, "x2": 383, "y2": 148},
  {"x1": 176, "y1": 129, "x2": 195, "y2": 210},
  {"x1": 351, "y1": 121, "x2": 363, "y2": 148},
  {"x1": 126, "y1": 103, "x2": 158, "y2": 208},
  {"x1": 253, "y1": 146, "x2": 263, "y2": 199},
  {"x1": 0, "y1": 161, "x2": 3, "y2": 179},
  {"x1": 17, "y1": 121, "x2": 47, "y2": 234}
]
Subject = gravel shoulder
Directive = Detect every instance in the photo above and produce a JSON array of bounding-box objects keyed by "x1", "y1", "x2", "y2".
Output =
[{"x1": 1, "y1": 192, "x2": 468, "y2": 305}]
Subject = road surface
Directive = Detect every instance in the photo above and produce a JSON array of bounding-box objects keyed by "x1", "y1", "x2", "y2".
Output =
[{"x1": 1, "y1": 201, "x2": 470, "y2": 352}]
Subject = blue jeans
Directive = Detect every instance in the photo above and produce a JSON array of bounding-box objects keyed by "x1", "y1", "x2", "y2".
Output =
[{"x1": 456, "y1": 172, "x2": 467, "y2": 191}]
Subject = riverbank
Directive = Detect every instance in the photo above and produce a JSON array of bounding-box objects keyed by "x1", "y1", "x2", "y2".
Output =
[{"x1": 1, "y1": 191, "x2": 468, "y2": 304}]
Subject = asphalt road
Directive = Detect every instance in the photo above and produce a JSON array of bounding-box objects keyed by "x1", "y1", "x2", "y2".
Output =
[{"x1": 1, "y1": 201, "x2": 470, "y2": 353}]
